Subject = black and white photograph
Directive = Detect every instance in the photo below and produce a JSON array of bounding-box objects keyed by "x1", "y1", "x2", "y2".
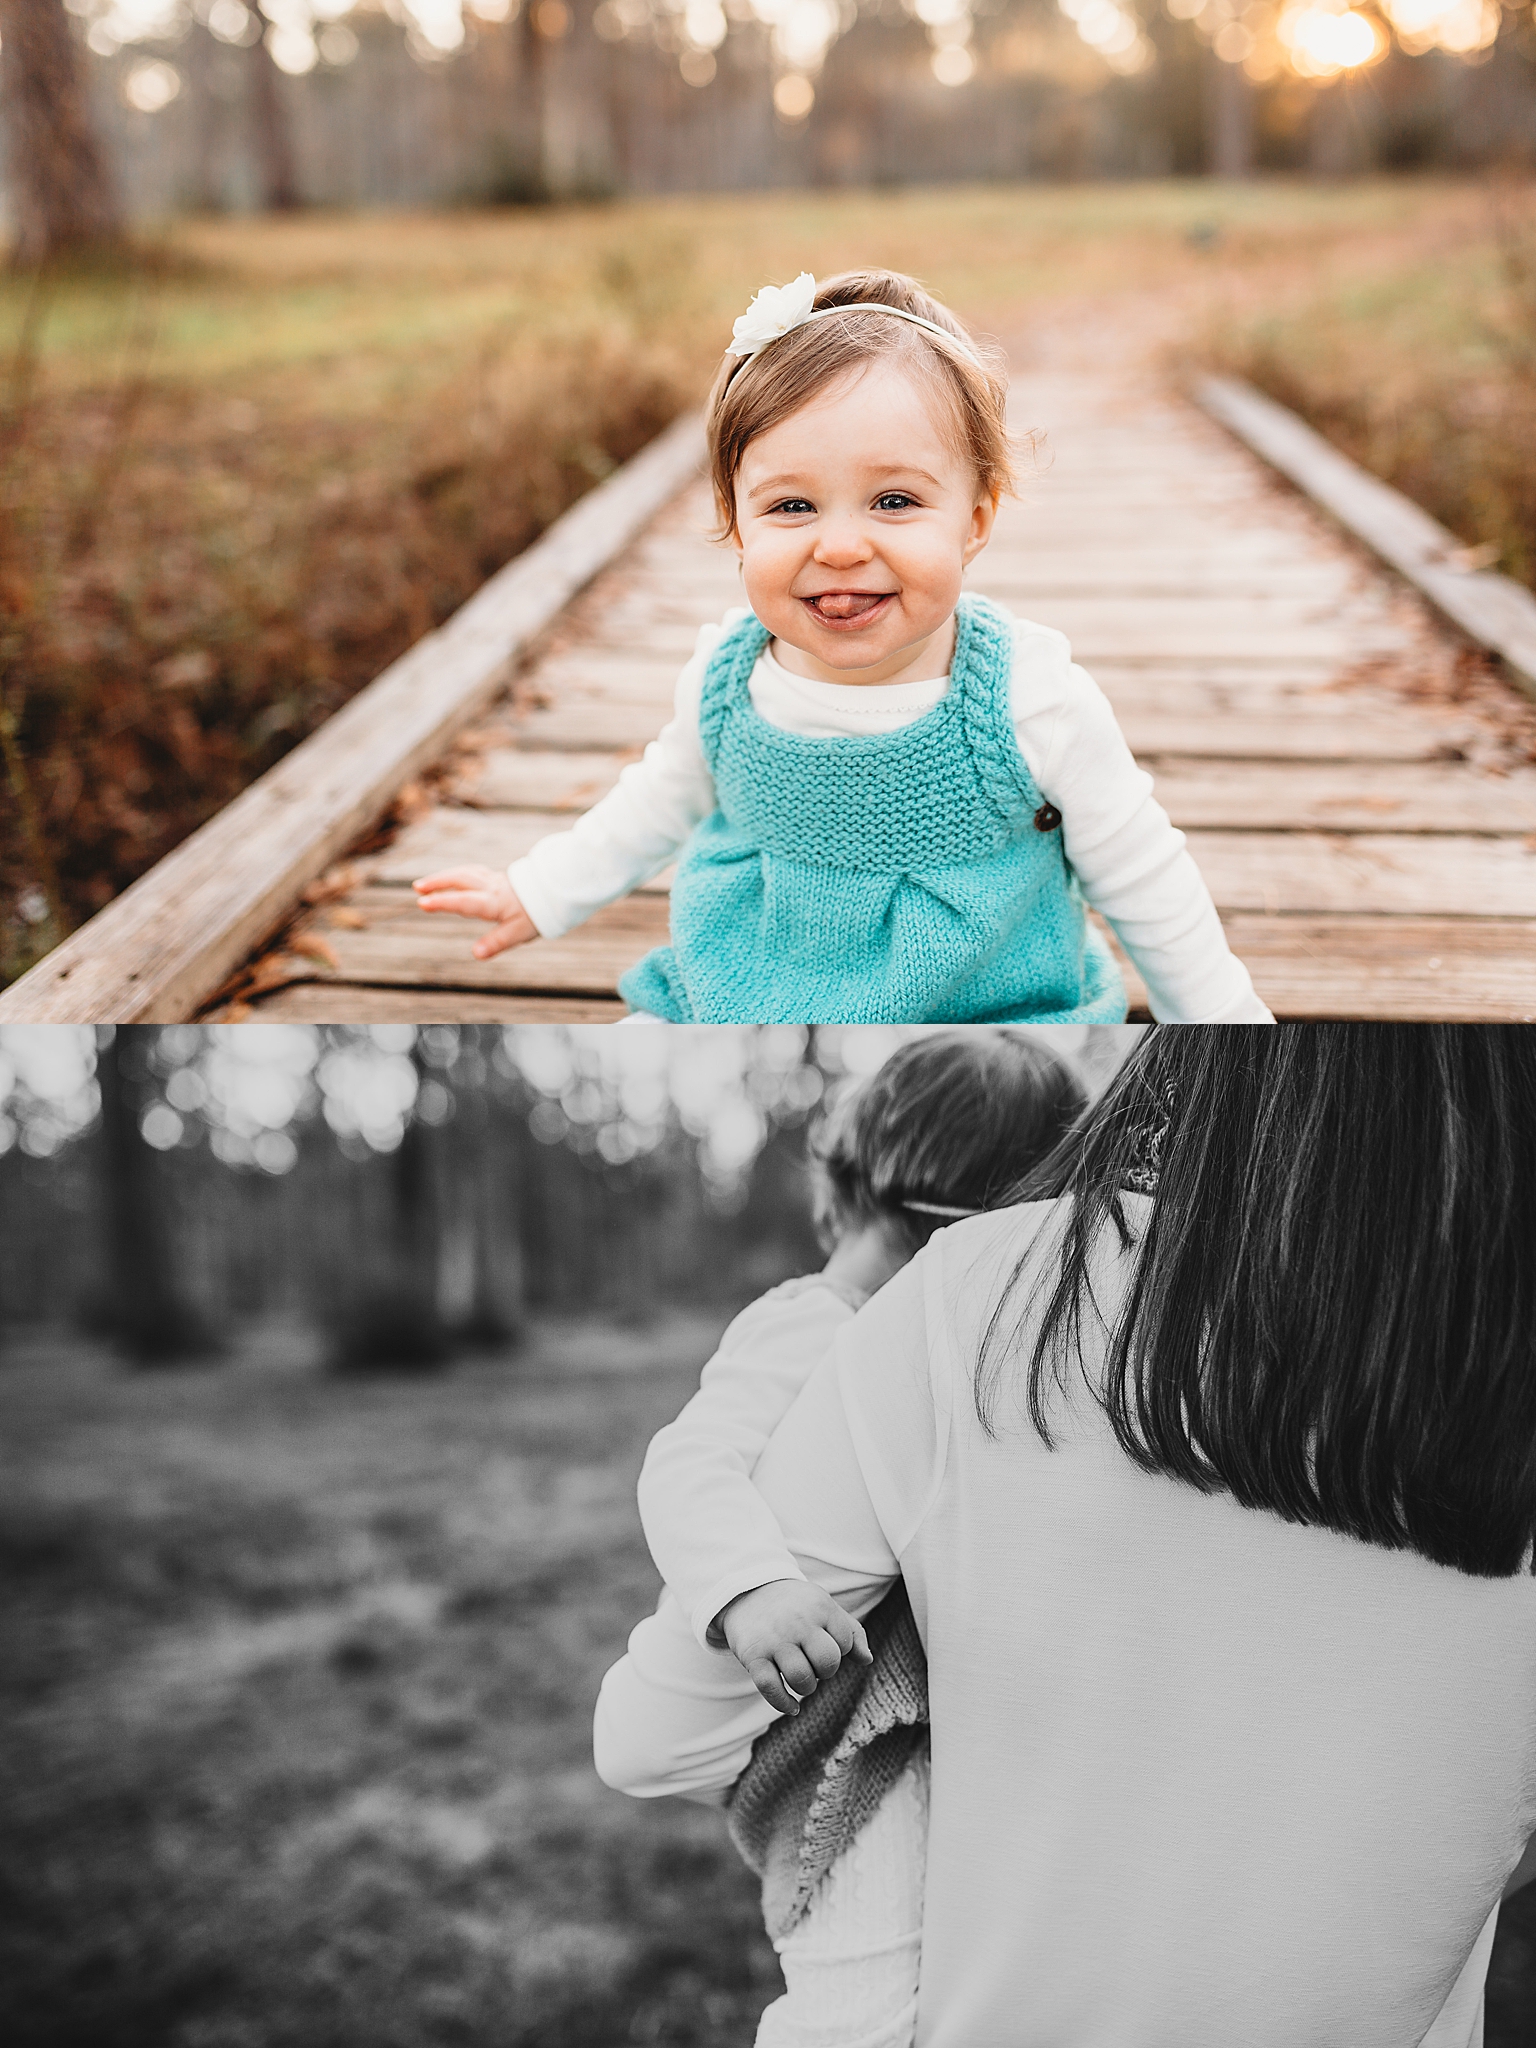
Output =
[{"x1": 2, "y1": 1021, "x2": 1534, "y2": 2048}]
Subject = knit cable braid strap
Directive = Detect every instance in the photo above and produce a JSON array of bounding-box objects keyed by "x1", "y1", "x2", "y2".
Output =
[
  {"x1": 727, "y1": 1579, "x2": 929, "y2": 1942},
  {"x1": 617, "y1": 594, "x2": 1126, "y2": 1023}
]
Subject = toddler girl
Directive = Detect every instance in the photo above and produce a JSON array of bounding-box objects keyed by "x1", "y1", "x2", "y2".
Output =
[
  {"x1": 415, "y1": 269, "x2": 1271, "y2": 1024},
  {"x1": 608, "y1": 1029, "x2": 1089, "y2": 2047}
]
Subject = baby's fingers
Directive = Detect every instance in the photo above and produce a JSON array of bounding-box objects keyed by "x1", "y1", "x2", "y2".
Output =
[
  {"x1": 800, "y1": 1627, "x2": 851, "y2": 1684},
  {"x1": 746, "y1": 1657, "x2": 802, "y2": 1718},
  {"x1": 417, "y1": 889, "x2": 494, "y2": 919},
  {"x1": 773, "y1": 1644, "x2": 821, "y2": 1701},
  {"x1": 413, "y1": 866, "x2": 492, "y2": 894},
  {"x1": 472, "y1": 918, "x2": 530, "y2": 961},
  {"x1": 824, "y1": 1604, "x2": 874, "y2": 1668}
]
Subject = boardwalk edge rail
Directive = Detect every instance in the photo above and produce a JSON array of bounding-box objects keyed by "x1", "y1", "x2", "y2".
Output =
[
  {"x1": 1193, "y1": 374, "x2": 1536, "y2": 706},
  {"x1": 0, "y1": 411, "x2": 707, "y2": 1024}
]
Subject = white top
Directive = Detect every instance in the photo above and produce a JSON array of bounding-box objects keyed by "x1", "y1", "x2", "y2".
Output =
[
  {"x1": 594, "y1": 1201, "x2": 1536, "y2": 2048},
  {"x1": 510, "y1": 613, "x2": 1273, "y2": 1024},
  {"x1": 638, "y1": 1275, "x2": 855, "y2": 1646}
]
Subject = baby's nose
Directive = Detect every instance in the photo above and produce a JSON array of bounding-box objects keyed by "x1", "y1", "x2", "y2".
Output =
[{"x1": 813, "y1": 522, "x2": 874, "y2": 563}]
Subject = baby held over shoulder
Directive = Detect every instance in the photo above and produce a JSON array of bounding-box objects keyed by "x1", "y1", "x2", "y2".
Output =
[{"x1": 414, "y1": 268, "x2": 1274, "y2": 1025}]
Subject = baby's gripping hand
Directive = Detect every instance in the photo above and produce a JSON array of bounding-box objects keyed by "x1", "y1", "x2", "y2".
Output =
[
  {"x1": 412, "y1": 865, "x2": 537, "y2": 960},
  {"x1": 717, "y1": 1578, "x2": 873, "y2": 1718}
]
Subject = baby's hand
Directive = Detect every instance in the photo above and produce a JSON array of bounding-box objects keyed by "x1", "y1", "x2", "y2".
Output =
[
  {"x1": 412, "y1": 865, "x2": 537, "y2": 959},
  {"x1": 717, "y1": 1578, "x2": 873, "y2": 1718}
]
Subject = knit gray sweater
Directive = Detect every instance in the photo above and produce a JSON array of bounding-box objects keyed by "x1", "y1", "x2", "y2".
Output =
[{"x1": 725, "y1": 1580, "x2": 929, "y2": 1941}]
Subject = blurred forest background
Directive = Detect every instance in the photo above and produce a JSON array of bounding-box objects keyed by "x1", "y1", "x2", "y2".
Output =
[
  {"x1": 1, "y1": 2, "x2": 1534, "y2": 981},
  {"x1": 2, "y1": 1020, "x2": 1534, "y2": 2048}
]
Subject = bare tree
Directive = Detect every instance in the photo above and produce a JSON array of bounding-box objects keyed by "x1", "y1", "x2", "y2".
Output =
[
  {"x1": 0, "y1": 0, "x2": 124, "y2": 265},
  {"x1": 1206, "y1": 49, "x2": 1254, "y2": 179},
  {"x1": 97, "y1": 1029, "x2": 217, "y2": 1363},
  {"x1": 248, "y1": 28, "x2": 300, "y2": 209},
  {"x1": 328, "y1": 1041, "x2": 455, "y2": 1371}
]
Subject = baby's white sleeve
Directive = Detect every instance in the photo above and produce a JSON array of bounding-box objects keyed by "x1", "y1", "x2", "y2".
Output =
[
  {"x1": 637, "y1": 1280, "x2": 855, "y2": 1648},
  {"x1": 1010, "y1": 624, "x2": 1274, "y2": 1023},
  {"x1": 506, "y1": 619, "x2": 729, "y2": 940}
]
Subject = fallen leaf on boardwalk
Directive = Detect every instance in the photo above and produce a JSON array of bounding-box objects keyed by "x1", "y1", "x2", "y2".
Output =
[
  {"x1": 393, "y1": 782, "x2": 431, "y2": 821},
  {"x1": 303, "y1": 864, "x2": 361, "y2": 906},
  {"x1": 245, "y1": 954, "x2": 301, "y2": 994},
  {"x1": 328, "y1": 907, "x2": 368, "y2": 929},
  {"x1": 289, "y1": 931, "x2": 341, "y2": 969},
  {"x1": 1524, "y1": 834, "x2": 1536, "y2": 853},
  {"x1": 215, "y1": 1002, "x2": 254, "y2": 1021},
  {"x1": 1438, "y1": 542, "x2": 1501, "y2": 574}
]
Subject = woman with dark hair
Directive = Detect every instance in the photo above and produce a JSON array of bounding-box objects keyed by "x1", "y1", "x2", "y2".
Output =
[{"x1": 596, "y1": 1027, "x2": 1536, "y2": 2047}]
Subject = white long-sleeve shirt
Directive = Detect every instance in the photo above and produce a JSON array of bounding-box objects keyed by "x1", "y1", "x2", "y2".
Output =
[
  {"x1": 596, "y1": 1202, "x2": 1536, "y2": 2048},
  {"x1": 637, "y1": 1275, "x2": 855, "y2": 1647},
  {"x1": 638, "y1": 1273, "x2": 926, "y2": 2048},
  {"x1": 510, "y1": 612, "x2": 1273, "y2": 1024}
]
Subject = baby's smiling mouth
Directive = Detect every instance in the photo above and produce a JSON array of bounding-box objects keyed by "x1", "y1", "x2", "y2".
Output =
[{"x1": 802, "y1": 590, "x2": 894, "y2": 623}]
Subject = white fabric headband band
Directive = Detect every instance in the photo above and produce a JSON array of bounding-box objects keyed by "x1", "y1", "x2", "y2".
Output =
[
  {"x1": 901, "y1": 1199, "x2": 982, "y2": 1219},
  {"x1": 726, "y1": 272, "x2": 980, "y2": 365}
]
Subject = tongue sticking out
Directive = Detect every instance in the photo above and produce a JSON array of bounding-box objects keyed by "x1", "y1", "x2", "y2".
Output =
[{"x1": 810, "y1": 592, "x2": 888, "y2": 621}]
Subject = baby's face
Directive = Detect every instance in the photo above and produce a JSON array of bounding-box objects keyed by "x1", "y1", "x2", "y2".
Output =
[{"x1": 732, "y1": 359, "x2": 996, "y2": 687}]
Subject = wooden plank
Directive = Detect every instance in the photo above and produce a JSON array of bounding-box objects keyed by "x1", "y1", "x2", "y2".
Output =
[
  {"x1": 248, "y1": 888, "x2": 671, "y2": 997},
  {"x1": 1146, "y1": 757, "x2": 1536, "y2": 835},
  {"x1": 1219, "y1": 916, "x2": 1536, "y2": 1023},
  {"x1": 1194, "y1": 374, "x2": 1536, "y2": 702},
  {"x1": 508, "y1": 699, "x2": 1476, "y2": 763},
  {"x1": 1186, "y1": 831, "x2": 1536, "y2": 919},
  {"x1": 0, "y1": 410, "x2": 707, "y2": 1023},
  {"x1": 234, "y1": 985, "x2": 628, "y2": 1023},
  {"x1": 450, "y1": 749, "x2": 632, "y2": 811},
  {"x1": 374, "y1": 808, "x2": 672, "y2": 890},
  {"x1": 373, "y1": 816, "x2": 1536, "y2": 920}
]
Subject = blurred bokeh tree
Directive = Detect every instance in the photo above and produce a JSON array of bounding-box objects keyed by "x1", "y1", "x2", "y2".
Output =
[
  {"x1": 97, "y1": 1025, "x2": 221, "y2": 1361},
  {"x1": 0, "y1": 0, "x2": 124, "y2": 264}
]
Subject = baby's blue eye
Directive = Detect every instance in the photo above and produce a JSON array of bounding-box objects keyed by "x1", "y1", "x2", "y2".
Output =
[
  {"x1": 772, "y1": 498, "x2": 815, "y2": 516},
  {"x1": 875, "y1": 493, "x2": 916, "y2": 512}
]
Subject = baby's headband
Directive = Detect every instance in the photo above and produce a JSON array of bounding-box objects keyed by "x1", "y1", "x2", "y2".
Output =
[
  {"x1": 901, "y1": 1199, "x2": 981, "y2": 1219},
  {"x1": 727, "y1": 272, "x2": 981, "y2": 366}
]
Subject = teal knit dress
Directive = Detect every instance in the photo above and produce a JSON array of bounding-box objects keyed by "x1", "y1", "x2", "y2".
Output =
[{"x1": 618, "y1": 594, "x2": 1127, "y2": 1025}]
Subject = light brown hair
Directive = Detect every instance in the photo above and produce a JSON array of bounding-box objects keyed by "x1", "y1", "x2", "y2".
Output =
[{"x1": 706, "y1": 269, "x2": 1016, "y2": 541}]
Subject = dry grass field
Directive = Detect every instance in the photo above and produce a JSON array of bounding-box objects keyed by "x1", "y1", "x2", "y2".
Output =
[
  {"x1": 0, "y1": 1316, "x2": 784, "y2": 2048},
  {"x1": 3, "y1": 1309, "x2": 1535, "y2": 2047},
  {"x1": 1, "y1": 177, "x2": 1524, "y2": 984}
]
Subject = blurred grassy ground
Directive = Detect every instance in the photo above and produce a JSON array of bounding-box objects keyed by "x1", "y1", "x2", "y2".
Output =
[
  {"x1": 0, "y1": 176, "x2": 1522, "y2": 982},
  {"x1": 3, "y1": 1313, "x2": 1534, "y2": 2047},
  {"x1": 0, "y1": 1318, "x2": 782, "y2": 2048}
]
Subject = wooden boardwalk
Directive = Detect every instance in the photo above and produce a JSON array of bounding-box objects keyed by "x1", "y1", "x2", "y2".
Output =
[{"x1": 208, "y1": 361, "x2": 1536, "y2": 1024}]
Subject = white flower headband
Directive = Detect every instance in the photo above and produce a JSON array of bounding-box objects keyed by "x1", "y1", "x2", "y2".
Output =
[{"x1": 726, "y1": 272, "x2": 980, "y2": 365}]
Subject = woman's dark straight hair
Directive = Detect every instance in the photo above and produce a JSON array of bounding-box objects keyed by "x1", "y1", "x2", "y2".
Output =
[{"x1": 979, "y1": 1026, "x2": 1536, "y2": 1579}]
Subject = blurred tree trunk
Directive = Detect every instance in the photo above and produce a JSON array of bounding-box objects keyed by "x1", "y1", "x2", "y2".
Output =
[
  {"x1": 1206, "y1": 50, "x2": 1253, "y2": 178},
  {"x1": 248, "y1": 28, "x2": 299, "y2": 209},
  {"x1": 186, "y1": 19, "x2": 226, "y2": 212},
  {"x1": 98, "y1": 1029, "x2": 214, "y2": 1363},
  {"x1": 449, "y1": 1063, "x2": 524, "y2": 1346},
  {"x1": 329, "y1": 1042, "x2": 455, "y2": 1371},
  {"x1": 0, "y1": 0, "x2": 124, "y2": 266},
  {"x1": 1308, "y1": 79, "x2": 1355, "y2": 175},
  {"x1": 518, "y1": 1, "x2": 551, "y2": 196}
]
